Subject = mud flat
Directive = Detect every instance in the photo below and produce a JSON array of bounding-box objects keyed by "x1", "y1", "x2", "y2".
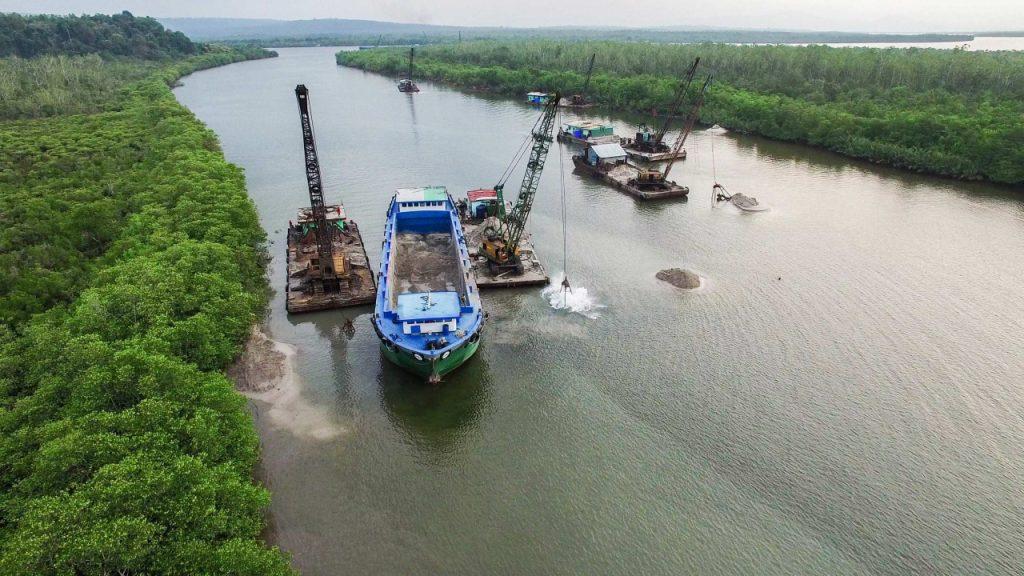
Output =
[
  {"x1": 657, "y1": 268, "x2": 702, "y2": 289},
  {"x1": 229, "y1": 328, "x2": 345, "y2": 441}
]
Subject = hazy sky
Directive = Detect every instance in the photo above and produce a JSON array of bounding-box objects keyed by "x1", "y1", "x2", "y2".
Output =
[{"x1": 2, "y1": 0, "x2": 1021, "y2": 33}]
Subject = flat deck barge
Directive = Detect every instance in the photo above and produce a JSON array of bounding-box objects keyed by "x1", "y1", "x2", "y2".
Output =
[
  {"x1": 286, "y1": 205, "x2": 376, "y2": 313},
  {"x1": 572, "y1": 156, "x2": 688, "y2": 200},
  {"x1": 460, "y1": 216, "x2": 549, "y2": 288}
]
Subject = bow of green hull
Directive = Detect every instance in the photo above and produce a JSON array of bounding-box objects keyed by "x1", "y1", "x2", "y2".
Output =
[{"x1": 380, "y1": 338, "x2": 480, "y2": 382}]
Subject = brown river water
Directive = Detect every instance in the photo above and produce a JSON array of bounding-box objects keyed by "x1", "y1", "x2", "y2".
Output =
[{"x1": 175, "y1": 46, "x2": 1024, "y2": 575}]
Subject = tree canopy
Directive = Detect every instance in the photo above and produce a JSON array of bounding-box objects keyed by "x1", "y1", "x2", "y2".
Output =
[{"x1": 0, "y1": 12, "x2": 197, "y2": 59}]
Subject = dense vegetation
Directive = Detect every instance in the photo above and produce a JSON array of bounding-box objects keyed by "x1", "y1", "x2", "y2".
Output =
[
  {"x1": 0, "y1": 12, "x2": 196, "y2": 59},
  {"x1": 339, "y1": 41, "x2": 1024, "y2": 185},
  {"x1": 0, "y1": 55, "x2": 155, "y2": 119},
  {"x1": 0, "y1": 45, "x2": 270, "y2": 120},
  {"x1": 0, "y1": 14, "x2": 291, "y2": 576}
]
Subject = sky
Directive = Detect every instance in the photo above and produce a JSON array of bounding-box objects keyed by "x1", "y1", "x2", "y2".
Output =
[{"x1": 1, "y1": 0, "x2": 1021, "y2": 33}]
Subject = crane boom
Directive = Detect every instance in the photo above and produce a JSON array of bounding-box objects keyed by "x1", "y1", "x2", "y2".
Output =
[
  {"x1": 407, "y1": 47, "x2": 415, "y2": 80},
  {"x1": 489, "y1": 92, "x2": 560, "y2": 265},
  {"x1": 580, "y1": 53, "x2": 596, "y2": 98},
  {"x1": 294, "y1": 85, "x2": 337, "y2": 282},
  {"x1": 663, "y1": 75, "x2": 712, "y2": 180},
  {"x1": 654, "y1": 57, "x2": 700, "y2": 145}
]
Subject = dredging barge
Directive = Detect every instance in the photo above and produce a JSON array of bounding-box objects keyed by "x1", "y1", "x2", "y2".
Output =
[
  {"x1": 286, "y1": 84, "x2": 376, "y2": 314},
  {"x1": 373, "y1": 187, "x2": 484, "y2": 383},
  {"x1": 456, "y1": 94, "x2": 561, "y2": 289},
  {"x1": 458, "y1": 190, "x2": 549, "y2": 289},
  {"x1": 620, "y1": 57, "x2": 702, "y2": 164},
  {"x1": 572, "y1": 143, "x2": 688, "y2": 200},
  {"x1": 286, "y1": 205, "x2": 376, "y2": 312}
]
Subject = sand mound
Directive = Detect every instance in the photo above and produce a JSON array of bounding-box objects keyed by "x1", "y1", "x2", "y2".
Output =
[{"x1": 657, "y1": 268, "x2": 702, "y2": 289}]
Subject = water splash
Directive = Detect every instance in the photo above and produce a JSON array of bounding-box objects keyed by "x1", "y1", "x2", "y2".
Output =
[{"x1": 541, "y1": 273, "x2": 605, "y2": 319}]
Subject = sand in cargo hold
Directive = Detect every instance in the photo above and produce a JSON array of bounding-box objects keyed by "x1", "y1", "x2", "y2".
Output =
[
  {"x1": 392, "y1": 232, "x2": 460, "y2": 296},
  {"x1": 229, "y1": 328, "x2": 345, "y2": 441}
]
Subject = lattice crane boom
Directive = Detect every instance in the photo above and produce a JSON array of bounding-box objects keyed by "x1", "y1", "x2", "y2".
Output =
[
  {"x1": 490, "y1": 92, "x2": 560, "y2": 262},
  {"x1": 294, "y1": 84, "x2": 337, "y2": 281},
  {"x1": 654, "y1": 57, "x2": 700, "y2": 145},
  {"x1": 663, "y1": 74, "x2": 712, "y2": 180}
]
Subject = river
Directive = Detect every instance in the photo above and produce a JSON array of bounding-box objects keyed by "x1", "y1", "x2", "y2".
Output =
[{"x1": 175, "y1": 47, "x2": 1024, "y2": 575}]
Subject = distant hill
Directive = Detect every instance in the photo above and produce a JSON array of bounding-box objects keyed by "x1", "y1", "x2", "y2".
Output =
[{"x1": 158, "y1": 17, "x2": 974, "y2": 46}]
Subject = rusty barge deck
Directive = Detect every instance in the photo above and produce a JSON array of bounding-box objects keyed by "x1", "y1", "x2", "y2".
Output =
[
  {"x1": 285, "y1": 205, "x2": 376, "y2": 313},
  {"x1": 459, "y1": 217, "x2": 549, "y2": 289},
  {"x1": 572, "y1": 157, "x2": 689, "y2": 200}
]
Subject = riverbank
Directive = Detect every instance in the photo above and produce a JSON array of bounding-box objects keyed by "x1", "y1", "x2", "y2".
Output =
[
  {"x1": 0, "y1": 16, "x2": 292, "y2": 574},
  {"x1": 338, "y1": 41, "x2": 1024, "y2": 186}
]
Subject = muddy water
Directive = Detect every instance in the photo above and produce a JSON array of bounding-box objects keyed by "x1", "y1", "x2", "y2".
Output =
[{"x1": 175, "y1": 47, "x2": 1024, "y2": 575}]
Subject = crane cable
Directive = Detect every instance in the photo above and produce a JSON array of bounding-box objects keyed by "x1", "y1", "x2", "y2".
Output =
[
  {"x1": 709, "y1": 130, "x2": 731, "y2": 207},
  {"x1": 497, "y1": 112, "x2": 543, "y2": 189},
  {"x1": 556, "y1": 107, "x2": 572, "y2": 301}
]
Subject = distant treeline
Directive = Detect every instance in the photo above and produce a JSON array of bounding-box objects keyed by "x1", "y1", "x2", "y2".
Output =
[
  {"x1": 158, "y1": 17, "x2": 975, "y2": 47},
  {"x1": 0, "y1": 12, "x2": 197, "y2": 59},
  {"x1": 0, "y1": 13, "x2": 291, "y2": 575},
  {"x1": 339, "y1": 41, "x2": 1024, "y2": 185}
]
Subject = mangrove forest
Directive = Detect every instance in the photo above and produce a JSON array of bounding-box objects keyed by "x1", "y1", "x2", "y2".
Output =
[
  {"x1": 339, "y1": 40, "x2": 1024, "y2": 185},
  {"x1": 0, "y1": 13, "x2": 292, "y2": 575}
]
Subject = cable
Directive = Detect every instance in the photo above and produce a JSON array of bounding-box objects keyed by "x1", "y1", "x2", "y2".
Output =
[{"x1": 557, "y1": 107, "x2": 571, "y2": 302}]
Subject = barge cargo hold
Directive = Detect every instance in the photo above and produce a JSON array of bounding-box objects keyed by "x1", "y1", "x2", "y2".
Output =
[
  {"x1": 572, "y1": 143, "x2": 688, "y2": 200},
  {"x1": 286, "y1": 205, "x2": 377, "y2": 313},
  {"x1": 373, "y1": 187, "x2": 485, "y2": 383}
]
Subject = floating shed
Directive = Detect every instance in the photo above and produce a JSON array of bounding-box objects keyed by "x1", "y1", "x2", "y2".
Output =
[
  {"x1": 466, "y1": 188, "x2": 499, "y2": 220},
  {"x1": 526, "y1": 92, "x2": 551, "y2": 105},
  {"x1": 557, "y1": 120, "x2": 619, "y2": 146}
]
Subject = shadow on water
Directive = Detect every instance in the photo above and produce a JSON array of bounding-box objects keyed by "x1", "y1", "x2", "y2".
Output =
[
  {"x1": 295, "y1": 307, "x2": 367, "y2": 343},
  {"x1": 377, "y1": 351, "x2": 491, "y2": 459}
]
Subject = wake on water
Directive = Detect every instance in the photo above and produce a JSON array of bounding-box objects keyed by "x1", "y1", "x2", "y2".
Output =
[{"x1": 541, "y1": 273, "x2": 605, "y2": 319}]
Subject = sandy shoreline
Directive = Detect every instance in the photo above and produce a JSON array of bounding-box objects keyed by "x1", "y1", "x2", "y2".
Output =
[{"x1": 229, "y1": 328, "x2": 345, "y2": 441}]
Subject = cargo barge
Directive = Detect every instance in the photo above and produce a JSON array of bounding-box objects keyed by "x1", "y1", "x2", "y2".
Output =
[
  {"x1": 572, "y1": 143, "x2": 688, "y2": 200},
  {"x1": 373, "y1": 187, "x2": 485, "y2": 383},
  {"x1": 285, "y1": 205, "x2": 376, "y2": 313}
]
